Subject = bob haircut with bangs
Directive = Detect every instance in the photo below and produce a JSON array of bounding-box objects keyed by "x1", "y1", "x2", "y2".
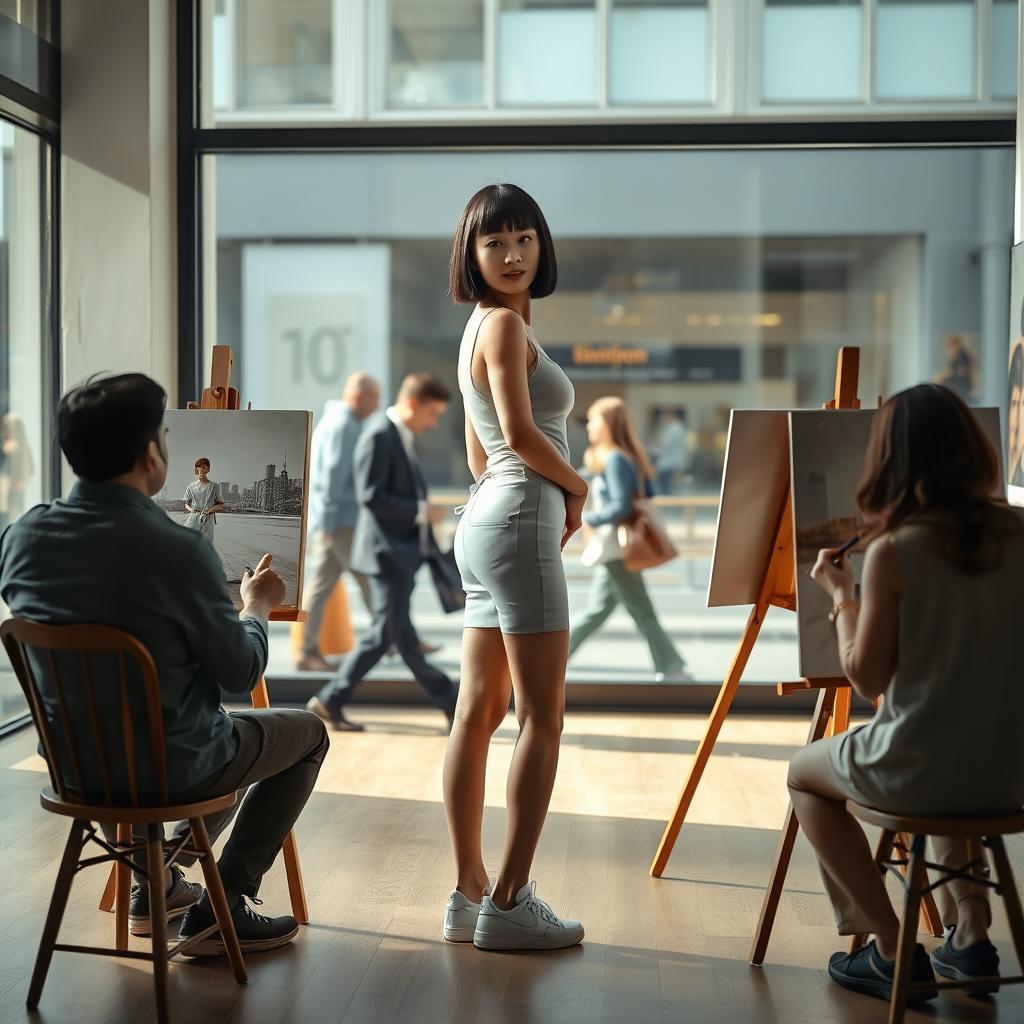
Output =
[{"x1": 448, "y1": 183, "x2": 557, "y2": 304}]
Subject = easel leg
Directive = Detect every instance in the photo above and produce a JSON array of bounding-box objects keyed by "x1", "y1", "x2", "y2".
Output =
[
  {"x1": 250, "y1": 676, "x2": 310, "y2": 925},
  {"x1": 749, "y1": 687, "x2": 837, "y2": 965},
  {"x1": 650, "y1": 602, "x2": 769, "y2": 878}
]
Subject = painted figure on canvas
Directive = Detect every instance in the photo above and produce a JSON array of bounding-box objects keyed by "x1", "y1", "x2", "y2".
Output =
[{"x1": 183, "y1": 457, "x2": 224, "y2": 542}]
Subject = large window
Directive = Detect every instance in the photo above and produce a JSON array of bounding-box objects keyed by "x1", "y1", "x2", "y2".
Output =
[
  {"x1": 0, "y1": 1, "x2": 58, "y2": 731},
  {"x1": 200, "y1": 148, "x2": 1011, "y2": 684}
]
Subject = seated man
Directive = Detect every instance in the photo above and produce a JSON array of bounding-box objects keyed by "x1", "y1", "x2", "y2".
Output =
[{"x1": 0, "y1": 373, "x2": 328, "y2": 954}]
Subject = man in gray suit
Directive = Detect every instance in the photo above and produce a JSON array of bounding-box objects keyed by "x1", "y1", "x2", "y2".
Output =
[{"x1": 307, "y1": 373, "x2": 457, "y2": 731}]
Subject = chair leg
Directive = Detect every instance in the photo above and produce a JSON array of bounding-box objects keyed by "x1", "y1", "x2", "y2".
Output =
[
  {"x1": 190, "y1": 817, "x2": 247, "y2": 984},
  {"x1": 850, "y1": 828, "x2": 897, "y2": 953},
  {"x1": 987, "y1": 835, "x2": 1024, "y2": 974},
  {"x1": 115, "y1": 822, "x2": 131, "y2": 950},
  {"x1": 889, "y1": 833, "x2": 926, "y2": 1024},
  {"x1": 147, "y1": 824, "x2": 170, "y2": 1024},
  {"x1": 27, "y1": 821, "x2": 86, "y2": 1009}
]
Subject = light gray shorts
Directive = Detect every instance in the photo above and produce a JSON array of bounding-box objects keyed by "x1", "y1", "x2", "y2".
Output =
[{"x1": 454, "y1": 468, "x2": 569, "y2": 634}]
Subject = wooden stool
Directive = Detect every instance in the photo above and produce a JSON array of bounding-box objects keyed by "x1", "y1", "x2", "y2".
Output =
[
  {"x1": 847, "y1": 801, "x2": 1024, "y2": 1024},
  {"x1": 4, "y1": 619, "x2": 248, "y2": 1024}
]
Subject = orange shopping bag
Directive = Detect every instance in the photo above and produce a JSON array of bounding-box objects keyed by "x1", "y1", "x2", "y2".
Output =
[{"x1": 290, "y1": 580, "x2": 354, "y2": 660}]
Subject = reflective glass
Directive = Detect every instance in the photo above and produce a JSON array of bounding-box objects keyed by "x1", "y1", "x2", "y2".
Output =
[
  {"x1": 498, "y1": 0, "x2": 598, "y2": 106},
  {"x1": 763, "y1": 0, "x2": 862, "y2": 103},
  {"x1": 610, "y1": 0, "x2": 709, "y2": 105},
  {"x1": 875, "y1": 1, "x2": 975, "y2": 100},
  {"x1": 991, "y1": 0, "x2": 1017, "y2": 100},
  {"x1": 388, "y1": 0, "x2": 485, "y2": 109},
  {"x1": 0, "y1": 120, "x2": 44, "y2": 727},
  {"x1": 206, "y1": 147, "x2": 1011, "y2": 684},
  {"x1": 237, "y1": 0, "x2": 333, "y2": 109}
]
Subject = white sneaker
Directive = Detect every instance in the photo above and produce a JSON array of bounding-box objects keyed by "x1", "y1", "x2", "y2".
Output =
[
  {"x1": 473, "y1": 881, "x2": 584, "y2": 951},
  {"x1": 443, "y1": 882, "x2": 492, "y2": 942}
]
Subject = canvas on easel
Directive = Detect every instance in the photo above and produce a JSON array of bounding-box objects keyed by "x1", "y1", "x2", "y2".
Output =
[{"x1": 158, "y1": 409, "x2": 313, "y2": 614}]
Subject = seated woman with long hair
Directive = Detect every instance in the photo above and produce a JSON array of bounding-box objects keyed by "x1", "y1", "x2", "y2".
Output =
[{"x1": 794, "y1": 383, "x2": 1024, "y2": 1005}]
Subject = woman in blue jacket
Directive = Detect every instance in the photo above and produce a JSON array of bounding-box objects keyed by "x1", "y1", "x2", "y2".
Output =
[{"x1": 569, "y1": 397, "x2": 688, "y2": 680}]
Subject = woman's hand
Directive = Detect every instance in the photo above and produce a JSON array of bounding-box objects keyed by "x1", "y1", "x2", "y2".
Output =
[
  {"x1": 810, "y1": 548, "x2": 856, "y2": 603},
  {"x1": 562, "y1": 489, "x2": 588, "y2": 550}
]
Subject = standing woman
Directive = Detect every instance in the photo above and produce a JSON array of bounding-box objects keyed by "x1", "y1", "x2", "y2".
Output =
[
  {"x1": 183, "y1": 457, "x2": 225, "y2": 543},
  {"x1": 443, "y1": 183, "x2": 587, "y2": 951},
  {"x1": 569, "y1": 397, "x2": 688, "y2": 681}
]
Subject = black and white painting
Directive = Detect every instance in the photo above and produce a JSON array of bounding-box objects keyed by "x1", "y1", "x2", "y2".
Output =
[{"x1": 156, "y1": 410, "x2": 313, "y2": 611}]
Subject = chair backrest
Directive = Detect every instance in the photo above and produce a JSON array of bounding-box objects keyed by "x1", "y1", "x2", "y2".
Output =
[{"x1": 2, "y1": 619, "x2": 170, "y2": 807}]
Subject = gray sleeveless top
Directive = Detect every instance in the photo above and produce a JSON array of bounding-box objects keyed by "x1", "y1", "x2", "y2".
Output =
[
  {"x1": 458, "y1": 307, "x2": 575, "y2": 476},
  {"x1": 830, "y1": 512, "x2": 1024, "y2": 815}
]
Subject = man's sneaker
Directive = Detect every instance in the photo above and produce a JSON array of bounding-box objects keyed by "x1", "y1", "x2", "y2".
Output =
[
  {"x1": 827, "y1": 940, "x2": 937, "y2": 1004},
  {"x1": 128, "y1": 865, "x2": 203, "y2": 937},
  {"x1": 473, "y1": 881, "x2": 584, "y2": 951},
  {"x1": 178, "y1": 896, "x2": 299, "y2": 956},
  {"x1": 443, "y1": 882, "x2": 493, "y2": 942},
  {"x1": 930, "y1": 925, "x2": 1001, "y2": 995}
]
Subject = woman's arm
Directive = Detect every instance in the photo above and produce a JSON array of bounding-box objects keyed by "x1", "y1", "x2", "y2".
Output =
[
  {"x1": 584, "y1": 452, "x2": 635, "y2": 527},
  {"x1": 811, "y1": 535, "x2": 901, "y2": 701},
  {"x1": 465, "y1": 417, "x2": 487, "y2": 480},
  {"x1": 480, "y1": 309, "x2": 586, "y2": 497}
]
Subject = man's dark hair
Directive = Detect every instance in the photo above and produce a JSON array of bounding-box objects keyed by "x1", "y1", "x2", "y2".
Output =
[
  {"x1": 58, "y1": 373, "x2": 167, "y2": 482},
  {"x1": 448, "y1": 183, "x2": 557, "y2": 304},
  {"x1": 398, "y1": 372, "x2": 452, "y2": 405}
]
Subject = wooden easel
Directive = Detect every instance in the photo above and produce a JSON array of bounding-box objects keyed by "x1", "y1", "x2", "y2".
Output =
[
  {"x1": 646, "y1": 347, "x2": 942, "y2": 959},
  {"x1": 100, "y1": 346, "x2": 309, "y2": 928}
]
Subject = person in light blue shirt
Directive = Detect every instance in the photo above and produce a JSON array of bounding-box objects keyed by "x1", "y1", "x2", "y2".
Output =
[
  {"x1": 569, "y1": 397, "x2": 688, "y2": 681},
  {"x1": 299, "y1": 373, "x2": 381, "y2": 671}
]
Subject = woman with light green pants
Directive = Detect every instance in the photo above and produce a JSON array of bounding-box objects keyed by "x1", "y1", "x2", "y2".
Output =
[{"x1": 569, "y1": 397, "x2": 689, "y2": 681}]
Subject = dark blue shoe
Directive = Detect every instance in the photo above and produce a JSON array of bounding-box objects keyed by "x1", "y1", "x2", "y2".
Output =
[
  {"x1": 828, "y1": 940, "x2": 937, "y2": 1004},
  {"x1": 930, "y1": 925, "x2": 1001, "y2": 996}
]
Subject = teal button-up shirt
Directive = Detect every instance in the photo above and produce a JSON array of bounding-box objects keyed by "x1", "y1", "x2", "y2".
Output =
[{"x1": 0, "y1": 480, "x2": 268, "y2": 794}]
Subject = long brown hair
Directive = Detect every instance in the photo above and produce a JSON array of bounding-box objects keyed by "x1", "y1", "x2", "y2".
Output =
[
  {"x1": 856, "y1": 383, "x2": 1020, "y2": 573},
  {"x1": 584, "y1": 397, "x2": 656, "y2": 481}
]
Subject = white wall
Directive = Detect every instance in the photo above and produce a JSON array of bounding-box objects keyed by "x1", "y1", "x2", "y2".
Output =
[{"x1": 60, "y1": 0, "x2": 176, "y2": 412}]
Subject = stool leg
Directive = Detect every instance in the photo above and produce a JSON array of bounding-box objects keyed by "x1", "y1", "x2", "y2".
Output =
[
  {"x1": 851, "y1": 828, "x2": 897, "y2": 953},
  {"x1": 191, "y1": 817, "x2": 247, "y2": 984},
  {"x1": 147, "y1": 824, "x2": 170, "y2": 1024},
  {"x1": 889, "y1": 833, "x2": 926, "y2": 1024},
  {"x1": 27, "y1": 821, "x2": 85, "y2": 1009},
  {"x1": 987, "y1": 835, "x2": 1024, "y2": 973},
  {"x1": 115, "y1": 822, "x2": 131, "y2": 950}
]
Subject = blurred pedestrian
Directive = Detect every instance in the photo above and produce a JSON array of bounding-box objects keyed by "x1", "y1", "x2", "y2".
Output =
[
  {"x1": 570, "y1": 397, "x2": 689, "y2": 682},
  {"x1": 297, "y1": 373, "x2": 380, "y2": 672},
  {"x1": 654, "y1": 408, "x2": 687, "y2": 496},
  {"x1": 306, "y1": 373, "x2": 458, "y2": 730}
]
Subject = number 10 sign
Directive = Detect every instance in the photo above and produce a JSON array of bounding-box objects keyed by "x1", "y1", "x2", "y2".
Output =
[{"x1": 242, "y1": 244, "x2": 391, "y2": 423}]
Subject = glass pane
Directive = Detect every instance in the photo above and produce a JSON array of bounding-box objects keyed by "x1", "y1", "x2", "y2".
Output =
[
  {"x1": 238, "y1": 0, "x2": 333, "y2": 109},
  {"x1": 875, "y1": 1, "x2": 975, "y2": 100},
  {"x1": 992, "y1": 0, "x2": 1017, "y2": 100},
  {"x1": 763, "y1": 0, "x2": 863, "y2": 103},
  {"x1": 0, "y1": 120, "x2": 44, "y2": 728},
  {"x1": 610, "y1": 0, "x2": 709, "y2": 105},
  {"x1": 0, "y1": 0, "x2": 50, "y2": 40},
  {"x1": 207, "y1": 147, "x2": 1011, "y2": 686},
  {"x1": 498, "y1": 0, "x2": 597, "y2": 106},
  {"x1": 388, "y1": 0, "x2": 484, "y2": 109}
]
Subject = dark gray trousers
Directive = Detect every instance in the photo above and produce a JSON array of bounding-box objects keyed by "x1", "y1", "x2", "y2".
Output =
[{"x1": 102, "y1": 708, "x2": 328, "y2": 898}]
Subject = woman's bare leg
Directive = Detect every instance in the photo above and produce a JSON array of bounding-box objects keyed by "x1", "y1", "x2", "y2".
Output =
[
  {"x1": 490, "y1": 629, "x2": 569, "y2": 909},
  {"x1": 930, "y1": 836, "x2": 992, "y2": 946},
  {"x1": 788, "y1": 739, "x2": 901, "y2": 958},
  {"x1": 443, "y1": 626, "x2": 512, "y2": 902}
]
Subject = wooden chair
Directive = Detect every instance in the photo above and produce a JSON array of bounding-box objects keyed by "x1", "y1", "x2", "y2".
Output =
[
  {"x1": 846, "y1": 801, "x2": 1024, "y2": 1024},
  {"x1": 3, "y1": 619, "x2": 248, "y2": 1024}
]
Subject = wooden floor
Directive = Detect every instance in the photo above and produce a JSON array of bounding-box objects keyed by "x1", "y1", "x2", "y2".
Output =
[{"x1": 2, "y1": 707, "x2": 1023, "y2": 1024}]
